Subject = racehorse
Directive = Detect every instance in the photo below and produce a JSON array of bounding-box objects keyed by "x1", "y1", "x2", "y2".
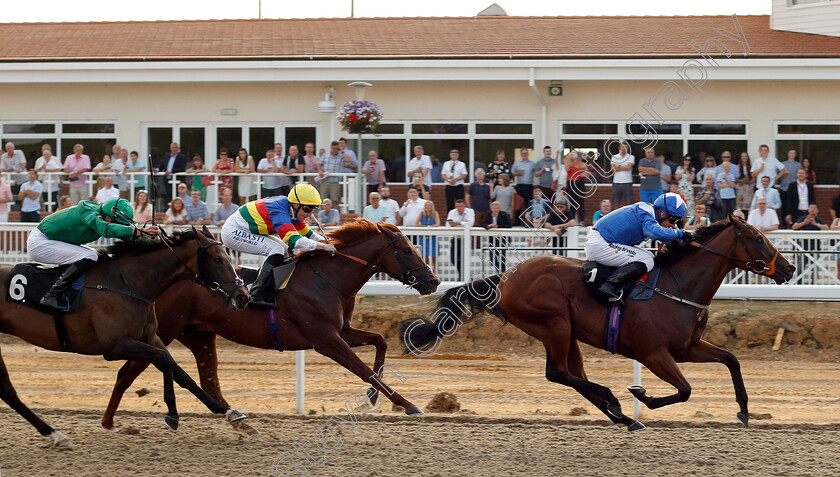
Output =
[
  {"x1": 100, "y1": 219, "x2": 440, "y2": 431},
  {"x1": 0, "y1": 227, "x2": 250, "y2": 448},
  {"x1": 400, "y1": 215, "x2": 795, "y2": 431}
]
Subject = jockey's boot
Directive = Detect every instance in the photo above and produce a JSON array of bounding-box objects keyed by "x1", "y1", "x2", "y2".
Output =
[
  {"x1": 249, "y1": 254, "x2": 285, "y2": 309},
  {"x1": 597, "y1": 262, "x2": 648, "y2": 304},
  {"x1": 40, "y1": 258, "x2": 97, "y2": 311}
]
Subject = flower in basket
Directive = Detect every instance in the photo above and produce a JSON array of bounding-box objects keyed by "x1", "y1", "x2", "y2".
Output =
[{"x1": 337, "y1": 100, "x2": 383, "y2": 133}]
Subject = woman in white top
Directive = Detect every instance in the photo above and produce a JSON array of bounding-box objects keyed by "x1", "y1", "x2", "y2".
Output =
[
  {"x1": 234, "y1": 147, "x2": 256, "y2": 204},
  {"x1": 34, "y1": 145, "x2": 63, "y2": 209},
  {"x1": 164, "y1": 197, "x2": 188, "y2": 225},
  {"x1": 133, "y1": 189, "x2": 154, "y2": 225}
]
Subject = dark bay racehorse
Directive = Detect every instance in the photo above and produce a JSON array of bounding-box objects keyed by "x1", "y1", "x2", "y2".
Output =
[
  {"x1": 100, "y1": 220, "x2": 440, "y2": 431},
  {"x1": 401, "y1": 215, "x2": 795, "y2": 431},
  {"x1": 0, "y1": 227, "x2": 250, "y2": 448}
]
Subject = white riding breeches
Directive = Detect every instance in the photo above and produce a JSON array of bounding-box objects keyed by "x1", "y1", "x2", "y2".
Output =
[
  {"x1": 27, "y1": 228, "x2": 99, "y2": 265},
  {"x1": 221, "y1": 212, "x2": 289, "y2": 257},
  {"x1": 584, "y1": 228, "x2": 654, "y2": 272}
]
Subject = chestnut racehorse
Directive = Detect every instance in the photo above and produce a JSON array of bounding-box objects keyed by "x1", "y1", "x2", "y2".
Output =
[
  {"x1": 0, "y1": 227, "x2": 250, "y2": 448},
  {"x1": 401, "y1": 215, "x2": 795, "y2": 431},
  {"x1": 100, "y1": 220, "x2": 440, "y2": 431}
]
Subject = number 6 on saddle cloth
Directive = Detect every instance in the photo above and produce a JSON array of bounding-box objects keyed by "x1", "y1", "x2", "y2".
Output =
[{"x1": 5, "y1": 264, "x2": 86, "y2": 313}]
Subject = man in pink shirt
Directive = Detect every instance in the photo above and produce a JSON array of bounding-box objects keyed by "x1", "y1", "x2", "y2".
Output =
[
  {"x1": 0, "y1": 176, "x2": 13, "y2": 222},
  {"x1": 64, "y1": 144, "x2": 92, "y2": 204}
]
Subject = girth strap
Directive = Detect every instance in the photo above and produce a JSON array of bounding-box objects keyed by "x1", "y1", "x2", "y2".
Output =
[
  {"x1": 266, "y1": 308, "x2": 283, "y2": 351},
  {"x1": 53, "y1": 312, "x2": 73, "y2": 353}
]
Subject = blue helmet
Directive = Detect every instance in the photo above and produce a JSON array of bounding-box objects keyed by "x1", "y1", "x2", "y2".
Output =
[{"x1": 653, "y1": 192, "x2": 687, "y2": 218}]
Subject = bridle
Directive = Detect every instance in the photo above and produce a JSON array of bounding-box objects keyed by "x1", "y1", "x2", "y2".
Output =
[
  {"x1": 688, "y1": 220, "x2": 779, "y2": 276},
  {"x1": 159, "y1": 228, "x2": 244, "y2": 303}
]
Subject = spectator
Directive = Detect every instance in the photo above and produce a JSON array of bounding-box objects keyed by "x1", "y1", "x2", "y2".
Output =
[
  {"x1": 398, "y1": 187, "x2": 427, "y2": 230},
  {"x1": 778, "y1": 149, "x2": 802, "y2": 225},
  {"x1": 410, "y1": 172, "x2": 431, "y2": 200},
  {"x1": 474, "y1": 159, "x2": 488, "y2": 175},
  {"x1": 415, "y1": 200, "x2": 440, "y2": 273},
  {"x1": 747, "y1": 198, "x2": 780, "y2": 233},
  {"x1": 696, "y1": 156, "x2": 717, "y2": 187},
  {"x1": 785, "y1": 168, "x2": 816, "y2": 226},
  {"x1": 362, "y1": 150, "x2": 387, "y2": 196},
  {"x1": 429, "y1": 156, "x2": 443, "y2": 183},
  {"x1": 544, "y1": 198, "x2": 577, "y2": 255},
  {"x1": 715, "y1": 151, "x2": 741, "y2": 180},
  {"x1": 685, "y1": 204, "x2": 711, "y2": 230},
  {"x1": 317, "y1": 198, "x2": 340, "y2": 227},
  {"x1": 320, "y1": 141, "x2": 350, "y2": 204},
  {"x1": 257, "y1": 149, "x2": 282, "y2": 198},
  {"x1": 482, "y1": 201, "x2": 512, "y2": 272},
  {"x1": 184, "y1": 189, "x2": 210, "y2": 225},
  {"x1": 363, "y1": 192, "x2": 390, "y2": 224},
  {"x1": 0, "y1": 174, "x2": 12, "y2": 223},
  {"x1": 735, "y1": 151, "x2": 754, "y2": 213},
  {"x1": 64, "y1": 144, "x2": 91, "y2": 205},
  {"x1": 116, "y1": 149, "x2": 131, "y2": 199},
  {"x1": 466, "y1": 168, "x2": 492, "y2": 226},
  {"x1": 441, "y1": 149, "x2": 468, "y2": 212},
  {"x1": 338, "y1": 138, "x2": 358, "y2": 168},
  {"x1": 1, "y1": 142, "x2": 27, "y2": 200},
  {"x1": 657, "y1": 152, "x2": 672, "y2": 192},
  {"x1": 93, "y1": 154, "x2": 113, "y2": 188},
  {"x1": 95, "y1": 176, "x2": 120, "y2": 204},
  {"x1": 802, "y1": 157, "x2": 817, "y2": 183},
  {"x1": 111, "y1": 144, "x2": 122, "y2": 162},
  {"x1": 176, "y1": 182, "x2": 188, "y2": 200},
  {"x1": 318, "y1": 148, "x2": 326, "y2": 157},
  {"x1": 487, "y1": 149, "x2": 511, "y2": 186},
  {"x1": 125, "y1": 150, "x2": 145, "y2": 191},
  {"x1": 564, "y1": 150, "x2": 587, "y2": 224},
  {"x1": 528, "y1": 188, "x2": 551, "y2": 228},
  {"x1": 716, "y1": 162, "x2": 737, "y2": 217},
  {"x1": 133, "y1": 190, "x2": 154, "y2": 225},
  {"x1": 833, "y1": 218, "x2": 840, "y2": 280},
  {"x1": 302, "y1": 142, "x2": 322, "y2": 187},
  {"x1": 669, "y1": 180, "x2": 684, "y2": 203},
  {"x1": 407, "y1": 145, "x2": 432, "y2": 189},
  {"x1": 674, "y1": 154, "x2": 696, "y2": 213},
  {"x1": 185, "y1": 155, "x2": 209, "y2": 201},
  {"x1": 18, "y1": 170, "x2": 42, "y2": 222},
  {"x1": 534, "y1": 146, "x2": 555, "y2": 199},
  {"x1": 211, "y1": 148, "x2": 235, "y2": 200},
  {"x1": 56, "y1": 195, "x2": 71, "y2": 211},
  {"x1": 378, "y1": 186, "x2": 399, "y2": 225},
  {"x1": 592, "y1": 199, "x2": 612, "y2": 224},
  {"x1": 165, "y1": 197, "x2": 188, "y2": 225},
  {"x1": 750, "y1": 144, "x2": 785, "y2": 188},
  {"x1": 638, "y1": 147, "x2": 662, "y2": 203},
  {"x1": 213, "y1": 188, "x2": 239, "y2": 227},
  {"x1": 696, "y1": 174, "x2": 723, "y2": 221},
  {"x1": 445, "y1": 199, "x2": 475, "y2": 281},
  {"x1": 156, "y1": 143, "x2": 187, "y2": 209},
  {"x1": 33, "y1": 145, "x2": 62, "y2": 209},
  {"x1": 235, "y1": 148, "x2": 257, "y2": 204},
  {"x1": 792, "y1": 203, "x2": 827, "y2": 231},
  {"x1": 832, "y1": 186, "x2": 840, "y2": 223},
  {"x1": 490, "y1": 173, "x2": 515, "y2": 216},
  {"x1": 280, "y1": 145, "x2": 303, "y2": 197},
  {"x1": 732, "y1": 209, "x2": 746, "y2": 221},
  {"x1": 751, "y1": 175, "x2": 782, "y2": 211},
  {"x1": 511, "y1": 148, "x2": 536, "y2": 214},
  {"x1": 610, "y1": 141, "x2": 635, "y2": 207}
]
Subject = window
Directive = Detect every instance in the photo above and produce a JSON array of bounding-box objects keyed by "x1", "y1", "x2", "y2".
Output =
[
  {"x1": 2, "y1": 123, "x2": 55, "y2": 134},
  {"x1": 1, "y1": 120, "x2": 117, "y2": 169},
  {"x1": 776, "y1": 122, "x2": 840, "y2": 185}
]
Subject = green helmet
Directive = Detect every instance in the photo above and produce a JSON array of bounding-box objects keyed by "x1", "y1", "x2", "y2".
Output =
[{"x1": 101, "y1": 198, "x2": 135, "y2": 225}]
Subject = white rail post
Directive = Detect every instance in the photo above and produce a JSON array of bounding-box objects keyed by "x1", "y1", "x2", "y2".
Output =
[
  {"x1": 463, "y1": 225, "x2": 472, "y2": 281},
  {"x1": 295, "y1": 349, "x2": 305, "y2": 414},
  {"x1": 633, "y1": 360, "x2": 642, "y2": 419}
]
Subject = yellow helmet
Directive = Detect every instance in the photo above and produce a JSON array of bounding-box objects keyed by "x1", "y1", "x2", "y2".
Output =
[{"x1": 288, "y1": 183, "x2": 322, "y2": 206}]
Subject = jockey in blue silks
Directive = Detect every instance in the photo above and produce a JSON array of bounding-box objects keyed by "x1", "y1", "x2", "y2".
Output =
[{"x1": 585, "y1": 192, "x2": 692, "y2": 302}]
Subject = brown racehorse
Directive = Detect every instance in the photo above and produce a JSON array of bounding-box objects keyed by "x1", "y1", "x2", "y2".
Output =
[
  {"x1": 400, "y1": 215, "x2": 795, "y2": 431},
  {"x1": 0, "y1": 227, "x2": 250, "y2": 448},
  {"x1": 100, "y1": 220, "x2": 440, "y2": 431}
]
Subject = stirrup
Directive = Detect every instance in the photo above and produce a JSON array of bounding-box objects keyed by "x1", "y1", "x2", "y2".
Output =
[{"x1": 607, "y1": 289, "x2": 624, "y2": 302}]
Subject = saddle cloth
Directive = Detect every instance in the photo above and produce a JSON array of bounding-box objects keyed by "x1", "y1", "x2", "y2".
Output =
[
  {"x1": 581, "y1": 261, "x2": 659, "y2": 305},
  {"x1": 239, "y1": 259, "x2": 297, "y2": 292},
  {"x1": 5, "y1": 263, "x2": 86, "y2": 313}
]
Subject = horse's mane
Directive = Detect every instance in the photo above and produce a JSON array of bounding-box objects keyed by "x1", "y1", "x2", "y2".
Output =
[
  {"x1": 653, "y1": 220, "x2": 731, "y2": 268},
  {"x1": 326, "y1": 218, "x2": 395, "y2": 247},
  {"x1": 104, "y1": 230, "x2": 200, "y2": 259}
]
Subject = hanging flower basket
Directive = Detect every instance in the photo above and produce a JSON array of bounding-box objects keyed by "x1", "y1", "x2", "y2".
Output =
[{"x1": 337, "y1": 100, "x2": 383, "y2": 134}]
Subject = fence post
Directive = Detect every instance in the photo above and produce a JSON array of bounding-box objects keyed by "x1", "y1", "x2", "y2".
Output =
[
  {"x1": 567, "y1": 226, "x2": 583, "y2": 260},
  {"x1": 463, "y1": 225, "x2": 472, "y2": 282}
]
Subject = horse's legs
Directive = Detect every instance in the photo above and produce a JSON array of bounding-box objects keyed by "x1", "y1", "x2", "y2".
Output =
[
  {"x1": 677, "y1": 339, "x2": 749, "y2": 426},
  {"x1": 101, "y1": 360, "x2": 152, "y2": 431},
  {"x1": 566, "y1": 339, "x2": 587, "y2": 380},
  {"x1": 176, "y1": 328, "x2": 227, "y2": 405},
  {"x1": 630, "y1": 348, "x2": 692, "y2": 411},
  {"x1": 340, "y1": 326, "x2": 388, "y2": 405},
  {"x1": 311, "y1": 334, "x2": 421, "y2": 414},
  {"x1": 0, "y1": 347, "x2": 71, "y2": 448}
]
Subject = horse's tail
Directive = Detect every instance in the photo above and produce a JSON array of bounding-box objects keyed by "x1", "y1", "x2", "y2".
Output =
[{"x1": 399, "y1": 274, "x2": 506, "y2": 356}]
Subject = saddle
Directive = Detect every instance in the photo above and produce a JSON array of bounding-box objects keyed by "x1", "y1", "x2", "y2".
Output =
[
  {"x1": 581, "y1": 261, "x2": 659, "y2": 304},
  {"x1": 5, "y1": 263, "x2": 86, "y2": 313}
]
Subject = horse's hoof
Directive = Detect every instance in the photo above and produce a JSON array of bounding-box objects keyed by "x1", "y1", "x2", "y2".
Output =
[
  {"x1": 226, "y1": 409, "x2": 247, "y2": 423},
  {"x1": 628, "y1": 420, "x2": 647, "y2": 433},
  {"x1": 232, "y1": 420, "x2": 260, "y2": 436},
  {"x1": 103, "y1": 426, "x2": 118, "y2": 434},
  {"x1": 164, "y1": 414, "x2": 179, "y2": 431},
  {"x1": 605, "y1": 404, "x2": 623, "y2": 420},
  {"x1": 50, "y1": 431, "x2": 73, "y2": 450},
  {"x1": 627, "y1": 385, "x2": 646, "y2": 399},
  {"x1": 366, "y1": 387, "x2": 379, "y2": 405},
  {"x1": 405, "y1": 406, "x2": 424, "y2": 415},
  {"x1": 737, "y1": 412, "x2": 749, "y2": 428}
]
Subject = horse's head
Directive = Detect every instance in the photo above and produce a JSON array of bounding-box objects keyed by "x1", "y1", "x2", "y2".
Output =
[
  {"x1": 726, "y1": 214, "x2": 795, "y2": 284},
  {"x1": 190, "y1": 225, "x2": 250, "y2": 309},
  {"x1": 375, "y1": 223, "x2": 440, "y2": 295}
]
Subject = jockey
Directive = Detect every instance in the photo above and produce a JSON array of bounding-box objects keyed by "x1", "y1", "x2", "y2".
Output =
[
  {"x1": 221, "y1": 183, "x2": 336, "y2": 307},
  {"x1": 28, "y1": 197, "x2": 160, "y2": 310},
  {"x1": 585, "y1": 192, "x2": 692, "y2": 302}
]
